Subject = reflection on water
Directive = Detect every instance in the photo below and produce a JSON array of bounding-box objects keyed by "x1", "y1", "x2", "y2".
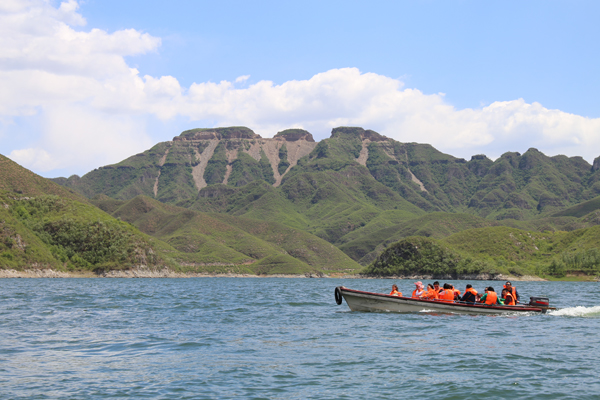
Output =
[{"x1": 0, "y1": 278, "x2": 599, "y2": 399}]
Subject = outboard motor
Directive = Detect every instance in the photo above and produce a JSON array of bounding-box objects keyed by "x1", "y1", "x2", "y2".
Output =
[
  {"x1": 529, "y1": 297, "x2": 549, "y2": 307},
  {"x1": 529, "y1": 297, "x2": 555, "y2": 312}
]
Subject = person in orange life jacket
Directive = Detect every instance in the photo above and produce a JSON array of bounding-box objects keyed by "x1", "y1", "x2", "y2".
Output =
[
  {"x1": 389, "y1": 284, "x2": 402, "y2": 296},
  {"x1": 412, "y1": 281, "x2": 425, "y2": 298},
  {"x1": 460, "y1": 284, "x2": 478, "y2": 304},
  {"x1": 420, "y1": 284, "x2": 439, "y2": 300},
  {"x1": 475, "y1": 287, "x2": 487, "y2": 302},
  {"x1": 479, "y1": 287, "x2": 500, "y2": 305},
  {"x1": 433, "y1": 281, "x2": 442, "y2": 293},
  {"x1": 450, "y1": 284, "x2": 461, "y2": 300},
  {"x1": 501, "y1": 288, "x2": 516, "y2": 305},
  {"x1": 438, "y1": 283, "x2": 456, "y2": 302},
  {"x1": 504, "y1": 281, "x2": 520, "y2": 303}
]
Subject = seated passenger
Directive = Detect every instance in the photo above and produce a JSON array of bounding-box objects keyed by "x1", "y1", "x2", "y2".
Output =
[
  {"x1": 504, "y1": 281, "x2": 520, "y2": 303},
  {"x1": 433, "y1": 281, "x2": 442, "y2": 293},
  {"x1": 479, "y1": 287, "x2": 500, "y2": 305},
  {"x1": 412, "y1": 281, "x2": 425, "y2": 298},
  {"x1": 460, "y1": 284, "x2": 478, "y2": 303},
  {"x1": 451, "y1": 285, "x2": 461, "y2": 300},
  {"x1": 502, "y1": 288, "x2": 516, "y2": 305},
  {"x1": 389, "y1": 284, "x2": 402, "y2": 296},
  {"x1": 420, "y1": 284, "x2": 439, "y2": 300},
  {"x1": 498, "y1": 289, "x2": 507, "y2": 305},
  {"x1": 438, "y1": 283, "x2": 456, "y2": 302}
]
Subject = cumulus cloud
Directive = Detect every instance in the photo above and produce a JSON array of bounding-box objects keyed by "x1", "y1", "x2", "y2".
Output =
[{"x1": 1, "y1": 1, "x2": 599, "y2": 178}]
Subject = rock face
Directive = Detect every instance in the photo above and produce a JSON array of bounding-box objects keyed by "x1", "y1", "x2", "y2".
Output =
[{"x1": 53, "y1": 126, "x2": 318, "y2": 202}]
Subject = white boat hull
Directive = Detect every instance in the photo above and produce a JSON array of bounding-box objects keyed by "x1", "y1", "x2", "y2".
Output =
[{"x1": 337, "y1": 287, "x2": 544, "y2": 315}]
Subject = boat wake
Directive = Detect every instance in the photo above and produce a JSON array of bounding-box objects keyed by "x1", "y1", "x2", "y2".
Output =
[{"x1": 548, "y1": 306, "x2": 600, "y2": 318}]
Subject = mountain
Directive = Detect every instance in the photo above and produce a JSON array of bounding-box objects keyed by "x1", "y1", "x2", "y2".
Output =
[
  {"x1": 2, "y1": 153, "x2": 360, "y2": 275},
  {"x1": 55, "y1": 127, "x2": 317, "y2": 203},
  {"x1": 52, "y1": 126, "x2": 600, "y2": 271}
]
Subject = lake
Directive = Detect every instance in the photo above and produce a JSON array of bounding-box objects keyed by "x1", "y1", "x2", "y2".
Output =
[{"x1": 1, "y1": 278, "x2": 599, "y2": 399}]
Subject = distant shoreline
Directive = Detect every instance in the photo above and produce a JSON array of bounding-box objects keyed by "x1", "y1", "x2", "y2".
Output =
[{"x1": 0, "y1": 267, "x2": 559, "y2": 281}]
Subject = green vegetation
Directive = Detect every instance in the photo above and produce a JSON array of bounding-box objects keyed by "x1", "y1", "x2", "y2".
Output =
[
  {"x1": 228, "y1": 150, "x2": 275, "y2": 186},
  {"x1": 367, "y1": 225, "x2": 600, "y2": 279},
  {"x1": 204, "y1": 141, "x2": 228, "y2": 185},
  {"x1": 29, "y1": 125, "x2": 600, "y2": 278},
  {"x1": 95, "y1": 195, "x2": 362, "y2": 274},
  {"x1": 0, "y1": 192, "x2": 172, "y2": 271},
  {"x1": 278, "y1": 144, "x2": 290, "y2": 175},
  {"x1": 364, "y1": 236, "x2": 495, "y2": 277}
]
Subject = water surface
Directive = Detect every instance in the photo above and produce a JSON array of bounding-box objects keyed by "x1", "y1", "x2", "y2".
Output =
[{"x1": 1, "y1": 278, "x2": 599, "y2": 399}]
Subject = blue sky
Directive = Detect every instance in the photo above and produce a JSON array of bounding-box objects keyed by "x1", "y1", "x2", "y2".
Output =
[{"x1": 1, "y1": 0, "x2": 599, "y2": 177}]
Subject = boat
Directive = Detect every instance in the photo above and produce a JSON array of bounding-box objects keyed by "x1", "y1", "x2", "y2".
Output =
[{"x1": 334, "y1": 286, "x2": 554, "y2": 315}]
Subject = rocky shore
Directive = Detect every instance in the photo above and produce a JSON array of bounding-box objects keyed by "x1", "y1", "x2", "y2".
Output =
[
  {"x1": 0, "y1": 267, "x2": 343, "y2": 279},
  {"x1": 0, "y1": 267, "x2": 550, "y2": 280}
]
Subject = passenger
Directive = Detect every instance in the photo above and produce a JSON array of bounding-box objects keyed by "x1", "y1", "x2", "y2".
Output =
[
  {"x1": 420, "y1": 284, "x2": 439, "y2": 300},
  {"x1": 460, "y1": 284, "x2": 478, "y2": 304},
  {"x1": 451, "y1": 284, "x2": 461, "y2": 300},
  {"x1": 438, "y1": 283, "x2": 456, "y2": 303},
  {"x1": 412, "y1": 281, "x2": 425, "y2": 298},
  {"x1": 502, "y1": 288, "x2": 516, "y2": 306},
  {"x1": 433, "y1": 281, "x2": 442, "y2": 293},
  {"x1": 479, "y1": 287, "x2": 499, "y2": 305},
  {"x1": 389, "y1": 284, "x2": 402, "y2": 297},
  {"x1": 498, "y1": 289, "x2": 507, "y2": 305},
  {"x1": 504, "y1": 281, "x2": 520, "y2": 303}
]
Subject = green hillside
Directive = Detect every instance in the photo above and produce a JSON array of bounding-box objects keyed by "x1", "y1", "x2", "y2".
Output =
[
  {"x1": 92, "y1": 195, "x2": 362, "y2": 274},
  {"x1": 1, "y1": 155, "x2": 85, "y2": 202},
  {"x1": 365, "y1": 225, "x2": 600, "y2": 278},
  {"x1": 1, "y1": 154, "x2": 359, "y2": 275},
  {"x1": 0, "y1": 191, "x2": 176, "y2": 272}
]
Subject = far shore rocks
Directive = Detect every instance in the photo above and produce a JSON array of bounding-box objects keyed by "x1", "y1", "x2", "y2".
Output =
[{"x1": 0, "y1": 267, "x2": 551, "y2": 281}]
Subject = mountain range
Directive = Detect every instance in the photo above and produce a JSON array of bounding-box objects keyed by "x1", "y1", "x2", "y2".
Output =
[{"x1": 2, "y1": 125, "x2": 600, "y2": 277}]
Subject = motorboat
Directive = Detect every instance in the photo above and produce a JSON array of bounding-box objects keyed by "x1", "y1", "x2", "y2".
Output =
[{"x1": 334, "y1": 286, "x2": 554, "y2": 315}]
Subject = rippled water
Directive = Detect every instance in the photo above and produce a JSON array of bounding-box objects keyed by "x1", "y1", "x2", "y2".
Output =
[{"x1": 1, "y1": 278, "x2": 599, "y2": 399}]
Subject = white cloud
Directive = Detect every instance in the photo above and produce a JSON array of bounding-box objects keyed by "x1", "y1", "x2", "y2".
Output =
[
  {"x1": 9, "y1": 104, "x2": 153, "y2": 173},
  {"x1": 1, "y1": 1, "x2": 599, "y2": 178}
]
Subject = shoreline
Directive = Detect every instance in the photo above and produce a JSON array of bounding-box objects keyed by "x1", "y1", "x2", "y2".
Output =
[{"x1": 0, "y1": 267, "x2": 560, "y2": 281}]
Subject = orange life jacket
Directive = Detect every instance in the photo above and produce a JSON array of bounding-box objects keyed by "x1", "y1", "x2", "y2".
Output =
[
  {"x1": 412, "y1": 289, "x2": 424, "y2": 298},
  {"x1": 504, "y1": 292, "x2": 515, "y2": 306},
  {"x1": 390, "y1": 289, "x2": 402, "y2": 296},
  {"x1": 484, "y1": 292, "x2": 498, "y2": 305},
  {"x1": 465, "y1": 288, "x2": 478, "y2": 296},
  {"x1": 421, "y1": 289, "x2": 438, "y2": 300},
  {"x1": 453, "y1": 288, "x2": 461, "y2": 296},
  {"x1": 504, "y1": 285, "x2": 518, "y2": 302},
  {"x1": 439, "y1": 289, "x2": 455, "y2": 302}
]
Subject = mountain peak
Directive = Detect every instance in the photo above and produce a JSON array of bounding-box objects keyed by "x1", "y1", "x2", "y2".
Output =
[
  {"x1": 175, "y1": 127, "x2": 260, "y2": 141},
  {"x1": 330, "y1": 127, "x2": 387, "y2": 142},
  {"x1": 273, "y1": 129, "x2": 315, "y2": 142}
]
